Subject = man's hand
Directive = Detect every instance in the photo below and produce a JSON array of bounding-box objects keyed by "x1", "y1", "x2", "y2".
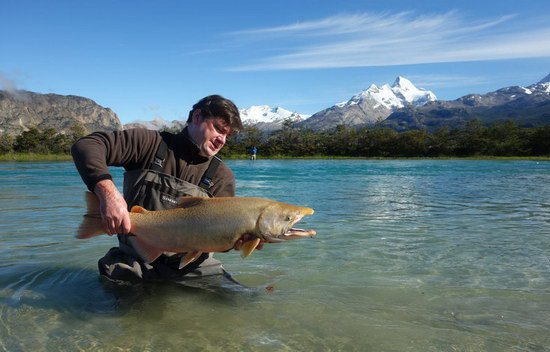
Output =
[
  {"x1": 233, "y1": 234, "x2": 265, "y2": 251},
  {"x1": 93, "y1": 179, "x2": 131, "y2": 235}
]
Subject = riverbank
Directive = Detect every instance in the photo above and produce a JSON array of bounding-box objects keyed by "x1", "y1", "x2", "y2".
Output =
[
  {"x1": 0, "y1": 153, "x2": 73, "y2": 162},
  {"x1": 1, "y1": 152, "x2": 549, "y2": 162}
]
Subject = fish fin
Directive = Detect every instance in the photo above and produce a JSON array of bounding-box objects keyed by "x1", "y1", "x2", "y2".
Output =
[
  {"x1": 128, "y1": 236, "x2": 164, "y2": 263},
  {"x1": 179, "y1": 251, "x2": 203, "y2": 269},
  {"x1": 177, "y1": 196, "x2": 207, "y2": 208},
  {"x1": 130, "y1": 205, "x2": 148, "y2": 214},
  {"x1": 76, "y1": 192, "x2": 106, "y2": 239},
  {"x1": 240, "y1": 238, "x2": 261, "y2": 258}
]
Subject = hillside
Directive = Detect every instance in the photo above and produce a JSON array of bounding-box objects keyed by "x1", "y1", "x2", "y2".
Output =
[{"x1": 0, "y1": 90, "x2": 122, "y2": 135}]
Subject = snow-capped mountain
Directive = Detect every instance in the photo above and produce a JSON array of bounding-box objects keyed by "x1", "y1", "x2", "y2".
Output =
[
  {"x1": 239, "y1": 105, "x2": 310, "y2": 131},
  {"x1": 121, "y1": 74, "x2": 549, "y2": 134},
  {"x1": 337, "y1": 76, "x2": 437, "y2": 110},
  {"x1": 298, "y1": 76, "x2": 436, "y2": 130},
  {"x1": 382, "y1": 73, "x2": 550, "y2": 131},
  {"x1": 123, "y1": 105, "x2": 310, "y2": 132}
]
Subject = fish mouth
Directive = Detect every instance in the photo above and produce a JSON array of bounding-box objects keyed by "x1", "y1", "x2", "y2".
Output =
[
  {"x1": 283, "y1": 227, "x2": 317, "y2": 238},
  {"x1": 263, "y1": 228, "x2": 316, "y2": 243},
  {"x1": 284, "y1": 228, "x2": 316, "y2": 239}
]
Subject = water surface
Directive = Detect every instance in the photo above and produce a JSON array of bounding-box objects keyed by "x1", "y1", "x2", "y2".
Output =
[{"x1": 0, "y1": 160, "x2": 549, "y2": 351}]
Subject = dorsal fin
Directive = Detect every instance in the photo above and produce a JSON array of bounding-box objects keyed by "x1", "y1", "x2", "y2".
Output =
[
  {"x1": 130, "y1": 205, "x2": 148, "y2": 214},
  {"x1": 177, "y1": 196, "x2": 208, "y2": 208}
]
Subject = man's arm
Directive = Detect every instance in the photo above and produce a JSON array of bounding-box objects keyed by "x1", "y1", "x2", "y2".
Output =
[
  {"x1": 71, "y1": 129, "x2": 159, "y2": 234},
  {"x1": 94, "y1": 179, "x2": 131, "y2": 235},
  {"x1": 71, "y1": 132, "x2": 116, "y2": 192}
]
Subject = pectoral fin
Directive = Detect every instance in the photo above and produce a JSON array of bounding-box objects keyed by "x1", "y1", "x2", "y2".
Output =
[
  {"x1": 240, "y1": 238, "x2": 261, "y2": 258},
  {"x1": 179, "y1": 251, "x2": 203, "y2": 269}
]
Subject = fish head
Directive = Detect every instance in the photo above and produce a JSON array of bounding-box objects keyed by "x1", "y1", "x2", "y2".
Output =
[{"x1": 256, "y1": 202, "x2": 316, "y2": 243}]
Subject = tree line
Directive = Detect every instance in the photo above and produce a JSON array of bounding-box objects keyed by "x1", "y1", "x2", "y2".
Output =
[
  {"x1": 221, "y1": 119, "x2": 550, "y2": 158},
  {"x1": 1, "y1": 119, "x2": 549, "y2": 157},
  {"x1": 0, "y1": 125, "x2": 86, "y2": 154}
]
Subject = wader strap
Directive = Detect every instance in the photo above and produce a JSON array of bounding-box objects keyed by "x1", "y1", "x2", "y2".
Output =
[
  {"x1": 151, "y1": 141, "x2": 168, "y2": 171},
  {"x1": 199, "y1": 156, "x2": 221, "y2": 190}
]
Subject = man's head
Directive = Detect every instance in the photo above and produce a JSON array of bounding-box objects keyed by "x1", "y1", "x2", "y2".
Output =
[{"x1": 186, "y1": 95, "x2": 242, "y2": 157}]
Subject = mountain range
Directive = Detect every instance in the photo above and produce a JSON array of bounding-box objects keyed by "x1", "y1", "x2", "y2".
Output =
[
  {"x1": 381, "y1": 75, "x2": 550, "y2": 131},
  {"x1": 296, "y1": 76, "x2": 437, "y2": 131},
  {"x1": 0, "y1": 74, "x2": 548, "y2": 136},
  {"x1": 122, "y1": 106, "x2": 311, "y2": 132}
]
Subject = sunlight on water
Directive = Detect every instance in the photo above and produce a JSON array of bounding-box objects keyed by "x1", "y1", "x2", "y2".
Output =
[{"x1": 0, "y1": 160, "x2": 549, "y2": 351}]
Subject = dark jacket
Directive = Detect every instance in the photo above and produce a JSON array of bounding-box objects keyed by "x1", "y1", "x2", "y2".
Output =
[{"x1": 71, "y1": 127, "x2": 235, "y2": 197}]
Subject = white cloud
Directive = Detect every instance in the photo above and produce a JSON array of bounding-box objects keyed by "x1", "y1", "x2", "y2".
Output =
[
  {"x1": 0, "y1": 71, "x2": 19, "y2": 92},
  {"x1": 226, "y1": 11, "x2": 550, "y2": 71},
  {"x1": 407, "y1": 74, "x2": 493, "y2": 89}
]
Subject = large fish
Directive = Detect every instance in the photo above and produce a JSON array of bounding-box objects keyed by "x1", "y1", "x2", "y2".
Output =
[{"x1": 77, "y1": 192, "x2": 316, "y2": 269}]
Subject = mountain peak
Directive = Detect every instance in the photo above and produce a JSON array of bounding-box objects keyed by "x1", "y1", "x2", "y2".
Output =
[
  {"x1": 391, "y1": 76, "x2": 437, "y2": 105},
  {"x1": 393, "y1": 76, "x2": 415, "y2": 90},
  {"x1": 339, "y1": 76, "x2": 437, "y2": 110},
  {"x1": 239, "y1": 105, "x2": 310, "y2": 125}
]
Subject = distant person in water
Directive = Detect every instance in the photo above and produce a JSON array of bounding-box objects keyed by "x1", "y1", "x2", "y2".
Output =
[{"x1": 250, "y1": 146, "x2": 257, "y2": 160}]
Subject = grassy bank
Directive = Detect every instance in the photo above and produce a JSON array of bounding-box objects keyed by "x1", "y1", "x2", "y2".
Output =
[
  {"x1": 1, "y1": 153, "x2": 549, "y2": 162},
  {"x1": 0, "y1": 153, "x2": 73, "y2": 162}
]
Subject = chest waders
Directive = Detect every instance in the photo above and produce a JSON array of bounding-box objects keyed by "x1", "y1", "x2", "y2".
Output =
[{"x1": 98, "y1": 141, "x2": 226, "y2": 283}]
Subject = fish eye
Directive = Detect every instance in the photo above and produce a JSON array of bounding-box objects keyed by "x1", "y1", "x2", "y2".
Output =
[{"x1": 285, "y1": 216, "x2": 292, "y2": 221}]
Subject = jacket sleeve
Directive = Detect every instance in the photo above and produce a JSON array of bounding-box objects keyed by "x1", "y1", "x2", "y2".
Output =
[{"x1": 71, "y1": 129, "x2": 160, "y2": 192}]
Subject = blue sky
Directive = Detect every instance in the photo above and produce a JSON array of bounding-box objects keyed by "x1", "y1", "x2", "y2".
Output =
[{"x1": 1, "y1": 0, "x2": 549, "y2": 124}]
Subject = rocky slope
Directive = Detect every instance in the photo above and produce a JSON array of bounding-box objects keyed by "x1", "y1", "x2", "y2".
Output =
[{"x1": 0, "y1": 90, "x2": 122, "y2": 135}]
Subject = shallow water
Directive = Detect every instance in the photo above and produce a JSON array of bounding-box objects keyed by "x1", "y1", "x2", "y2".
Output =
[{"x1": 0, "y1": 159, "x2": 549, "y2": 351}]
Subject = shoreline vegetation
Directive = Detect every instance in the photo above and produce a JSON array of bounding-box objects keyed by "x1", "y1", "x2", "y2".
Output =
[
  {"x1": 1, "y1": 153, "x2": 549, "y2": 162},
  {"x1": 1, "y1": 120, "x2": 549, "y2": 162}
]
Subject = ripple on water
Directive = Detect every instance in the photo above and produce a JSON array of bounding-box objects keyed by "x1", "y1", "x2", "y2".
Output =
[{"x1": 1, "y1": 160, "x2": 549, "y2": 350}]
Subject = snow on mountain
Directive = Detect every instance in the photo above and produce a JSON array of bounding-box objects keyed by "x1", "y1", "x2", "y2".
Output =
[
  {"x1": 239, "y1": 105, "x2": 310, "y2": 124},
  {"x1": 298, "y1": 76, "x2": 438, "y2": 131},
  {"x1": 337, "y1": 76, "x2": 437, "y2": 110},
  {"x1": 338, "y1": 84, "x2": 403, "y2": 110},
  {"x1": 392, "y1": 76, "x2": 438, "y2": 105},
  {"x1": 532, "y1": 75, "x2": 550, "y2": 94},
  {"x1": 123, "y1": 105, "x2": 310, "y2": 132}
]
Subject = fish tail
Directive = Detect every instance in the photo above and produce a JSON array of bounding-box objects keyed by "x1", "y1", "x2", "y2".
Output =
[{"x1": 76, "y1": 192, "x2": 106, "y2": 239}]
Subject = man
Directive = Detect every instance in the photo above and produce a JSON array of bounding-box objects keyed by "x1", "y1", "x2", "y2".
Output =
[
  {"x1": 250, "y1": 146, "x2": 257, "y2": 160},
  {"x1": 72, "y1": 95, "x2": 251, "y2": 283}
]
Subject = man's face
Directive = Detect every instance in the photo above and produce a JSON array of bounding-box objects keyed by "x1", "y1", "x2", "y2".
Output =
[{"x1": 188, "y1": 111, "x2": 231, "y2": 157}]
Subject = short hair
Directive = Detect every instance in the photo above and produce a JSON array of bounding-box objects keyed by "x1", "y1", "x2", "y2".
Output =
[{"x1": 187, "y1": 95, "x2": 243, "y2": 133}]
